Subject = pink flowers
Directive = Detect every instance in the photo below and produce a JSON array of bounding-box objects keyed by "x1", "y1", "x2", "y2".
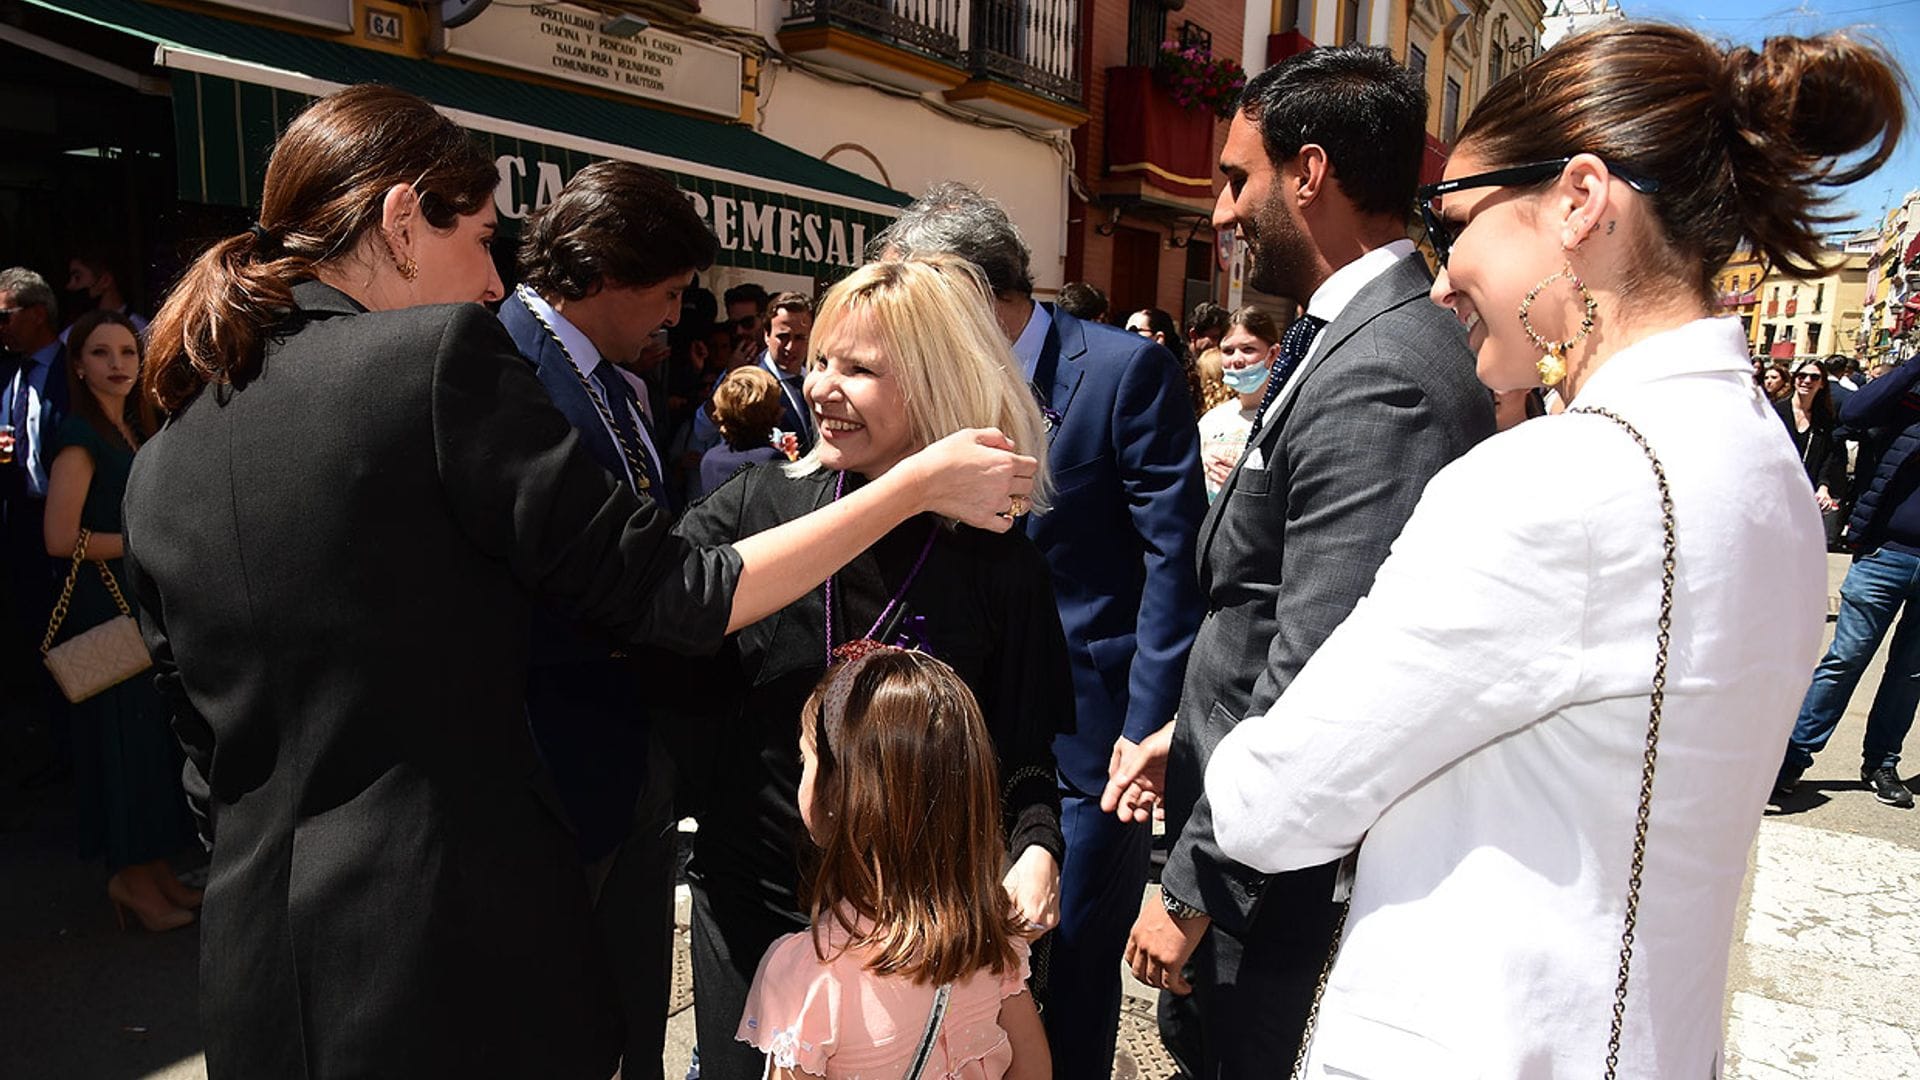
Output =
[{"x1": 1155, "y1": 43, "x2": 1247, "y2": 118}]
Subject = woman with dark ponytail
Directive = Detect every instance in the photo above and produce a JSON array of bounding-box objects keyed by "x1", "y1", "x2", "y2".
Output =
[
  {"x1": 1202, "y1": 24, "x2": 1905, "y2": 1077},
  {"x1": 125, "y1": 85, "x2": 1035, "y2": 1080}
]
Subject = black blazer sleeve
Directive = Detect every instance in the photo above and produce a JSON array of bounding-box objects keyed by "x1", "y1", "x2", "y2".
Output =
[
  {"x1": 123, "y1": 540, "x2": 214, "y2": 847},
  {"x1": 429, "y1": 307, "x2": 742, "y2": 654}
]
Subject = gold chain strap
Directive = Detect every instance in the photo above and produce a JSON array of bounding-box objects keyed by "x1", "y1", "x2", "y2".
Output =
[
  {"x1": 1287, "y1": 406, "x2": 1675, "y2": 1080},
  {"x1": 517, "y1": 287, "x2": 652, "y2": 493},
  {"x1": 39, "y1": 527, "x2": 134, "y2": 656},
  {"x1": 1571, "y1": 407, "x2": 1676, "y2": 1080}
]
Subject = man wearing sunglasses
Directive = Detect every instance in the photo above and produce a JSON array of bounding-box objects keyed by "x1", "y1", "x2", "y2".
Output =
[{"x1": 1120, "y1": 46, "x2": 1493, "y2": 1075}]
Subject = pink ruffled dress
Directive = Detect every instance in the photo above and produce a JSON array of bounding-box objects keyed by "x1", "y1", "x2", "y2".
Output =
[{"x1": 735, "y1": 914, "x2": 1033, "y2": 1080}]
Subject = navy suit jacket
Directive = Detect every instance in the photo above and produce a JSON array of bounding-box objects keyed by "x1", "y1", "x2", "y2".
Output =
[
  {"x1": 1025, "y1": 305, "x2": 1206, "y2": 795},
  {"x1": 500, "y1": 290, "x2": 659, "y2": 860},
  {"x1": 1, "y1": 343, "x2": 69, "y2": 505}
]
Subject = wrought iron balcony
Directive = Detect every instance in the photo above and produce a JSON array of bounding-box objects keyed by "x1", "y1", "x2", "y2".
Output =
[
  {"x1": 967, "y1": 0, "x2": 1081, "y2": 105},
  {"x1": 786, "y1": 0, "x2": 966, "y2": 65}
]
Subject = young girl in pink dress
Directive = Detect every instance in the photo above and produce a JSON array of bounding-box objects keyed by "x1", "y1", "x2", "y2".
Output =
[{"x1": 737, "y1": 643, "x2": 1051, "y2": 1080}]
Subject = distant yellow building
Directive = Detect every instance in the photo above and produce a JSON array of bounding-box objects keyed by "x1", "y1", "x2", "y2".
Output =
[
  {"x1": 1756, "y1": 251, "x2": 1872, "y2": 360},
  {"x1": 1713, "y1": 247, "x2": 1766, "y2": 354}
]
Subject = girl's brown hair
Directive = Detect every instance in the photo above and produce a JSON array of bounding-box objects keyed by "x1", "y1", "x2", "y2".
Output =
[
  {"x1": 1226, "y1": 305, "x2": 1280, "y2": 347},
  {"x1": 145, "y1": 85, "x2": 498, "y2": 411},
  {"x1": 798, "y1": 648, "x2": 1023, "y2": 985},
  {"x1": 708, "y1": 365, "x2": 786, "y2": 450},
  {"x1": 66, "y1": 309, "x2": 158, "y2": 448},
  {"x1": 1457, "y1": 24, "x2": 1906, "y2": 299}
]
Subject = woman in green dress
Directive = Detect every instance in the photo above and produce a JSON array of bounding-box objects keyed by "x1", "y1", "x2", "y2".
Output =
[{"x1": 43, "y1": 309, "x2": 197, "y2": 931}]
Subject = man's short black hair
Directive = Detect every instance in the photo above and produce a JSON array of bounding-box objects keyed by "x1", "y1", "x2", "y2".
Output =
[
  {"x1": 1057, "y1": 282, "x2": 1108, "y2": 321},
  {"x1": 519, "y1": 160, "x2": 719, "y2": 300},
  {"x1": 1237, "y1": 45, "x2": 1427, "y2": 216},
  {"x1": 1823, "y1": 354, "x2": 1853, "y2": 376},
  {"x1": 724, "y1": 283, "x2": 770, "y2": 311}
]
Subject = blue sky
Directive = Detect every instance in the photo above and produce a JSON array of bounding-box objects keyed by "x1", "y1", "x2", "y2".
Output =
[{"x1": 1625, "y1": 0, "x2": 1920, "y2": 231}]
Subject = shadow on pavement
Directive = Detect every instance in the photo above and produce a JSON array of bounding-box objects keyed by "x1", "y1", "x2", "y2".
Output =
[{"x1": 0, "y1": 714, "x2": 207, "y2": 1080}]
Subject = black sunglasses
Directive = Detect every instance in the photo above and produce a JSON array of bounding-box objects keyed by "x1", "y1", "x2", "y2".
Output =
[{"x1": 1417, "y1": 158, "x2": 1662, "y2": 267}]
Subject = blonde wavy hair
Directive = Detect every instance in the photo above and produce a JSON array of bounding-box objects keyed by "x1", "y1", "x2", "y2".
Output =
[{"x1": 787, "y1": 254, "x2": 1052, "y2": 511}]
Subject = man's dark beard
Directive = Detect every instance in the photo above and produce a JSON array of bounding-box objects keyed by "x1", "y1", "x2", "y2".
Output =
[{"x1": 1244, "y1": 195, "x2": 1307, "y2": 300}]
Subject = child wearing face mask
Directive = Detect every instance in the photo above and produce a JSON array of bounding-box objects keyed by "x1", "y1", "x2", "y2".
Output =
[
  {"x1": 1197, "y1": 306, "x2": 1285, "y2": 500},
  {"x1": 735, "y1": 643, "x2": 1051, "y2": 1080}
]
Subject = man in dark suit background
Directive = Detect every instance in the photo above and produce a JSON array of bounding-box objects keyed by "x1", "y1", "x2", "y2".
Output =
[
  {"x1": 1119, "y1": 47, "x2": 1494, "y2": 1075},
  {"x1": 498, "y1": 160, "x2": 718, "y2": 1080},
  {"x1": 1, "y1": 267, "x2": 69, "y2": 772},
  {"x1": 875, "y1": 182, "x2": 1207, "y2": 1079},
  {"x1": 758, "y1": 291, "x2": 815, "y2": 452}
]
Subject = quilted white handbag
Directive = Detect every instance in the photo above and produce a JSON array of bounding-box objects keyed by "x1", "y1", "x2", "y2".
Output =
[{"x1": 41, "y1": 527, "x2": 153, "y2": 704}]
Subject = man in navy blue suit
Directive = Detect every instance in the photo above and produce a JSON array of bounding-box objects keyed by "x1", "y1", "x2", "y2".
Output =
[
  {"x1": 758, "y1": 292, "x2": 815, "y2": 453},
  {"x1": 875, "y1": 183, "x2": 1207, "y2": 1078},
  {"x1": 499, "y1": 161, "x2": 719, "y2": 1080}
]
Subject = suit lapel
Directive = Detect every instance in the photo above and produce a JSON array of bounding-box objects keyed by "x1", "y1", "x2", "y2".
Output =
[
  {"x1": 1196, "y1": 253, "x2": 1438, "y2": 573},
  {"x1": 1035, "y1": 305, "x2": 1087, "y2": 432},
  {"x1": 500, "y1": 291, "x2": 624, "y2": 479}
]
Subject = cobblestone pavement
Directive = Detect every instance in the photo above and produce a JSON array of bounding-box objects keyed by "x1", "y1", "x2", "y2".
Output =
[{"x1": 2, "y1": 557, "x2": 1913, "y2": 1079}]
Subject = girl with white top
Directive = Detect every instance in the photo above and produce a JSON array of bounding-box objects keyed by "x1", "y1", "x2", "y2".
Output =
[
  {"x1": 1203, "y1": 22, "x2": 1905, "y2": 1078},
  {"x1": 1196, "y1": 306, "x2": 1283, "y2": 500}
]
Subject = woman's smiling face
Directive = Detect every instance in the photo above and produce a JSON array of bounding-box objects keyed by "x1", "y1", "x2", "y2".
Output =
[{"x1": 805, "y1": 305, "x2": 917, "y2": 479}]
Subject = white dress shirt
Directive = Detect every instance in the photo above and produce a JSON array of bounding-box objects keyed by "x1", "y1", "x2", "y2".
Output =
[
  {"x1": 518, "y1": 287, "x2": 662, "y2": 490},
  {"x1": 1261, "y1": 239, "x2": 1417, "y2": 426},
  {"x1": 1205, "y1": 317, "x2": 1826, "y2": 1078}
]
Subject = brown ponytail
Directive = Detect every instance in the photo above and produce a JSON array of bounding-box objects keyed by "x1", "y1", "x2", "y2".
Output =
[
  {"x1": 1456, "y1": 23, "x2": 1907, "y2": 299},
  {"x1": 145, "y1": 85, "x2": 497, "y2": 412}
]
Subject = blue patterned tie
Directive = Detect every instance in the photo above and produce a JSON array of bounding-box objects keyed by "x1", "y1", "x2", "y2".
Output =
[
  {"x1": 1246, "y1": 313, "x2": 1327, "y2": 442},
  {"x1": 589, "y1": 363, "x2": 671, "y2": 513}
]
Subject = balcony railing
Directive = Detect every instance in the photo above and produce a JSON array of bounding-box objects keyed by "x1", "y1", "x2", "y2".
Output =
[
  {"x1": 787, "y1": 0, "x2": 966, "y2": 63},
  {"x1": 969, "y1": 0, "x2": 1081, "y2": 104}
]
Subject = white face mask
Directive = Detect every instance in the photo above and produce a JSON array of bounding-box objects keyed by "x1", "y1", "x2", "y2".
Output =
[{"x1": 1222, "y1": 364, "x2": 1271, "y2": 395}]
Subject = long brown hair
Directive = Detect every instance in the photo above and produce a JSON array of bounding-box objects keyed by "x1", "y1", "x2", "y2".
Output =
[
  {"x1": 798, "y1": 648, "x2": 1023, "y2": 985},
  {"x1": 144, "y1": 85, "x2": 497, "y2": 411},
  {"x1": 65, "y1": 309, "x2": 158, "y2": 448},
  {"x1": 1457, "y1": 24, "x2": 1906, "y2": 299}
]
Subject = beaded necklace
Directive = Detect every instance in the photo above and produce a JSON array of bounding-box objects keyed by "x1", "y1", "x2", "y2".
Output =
[{"x1": 822, "y1": 470, "x2": 939, "y2": 664}]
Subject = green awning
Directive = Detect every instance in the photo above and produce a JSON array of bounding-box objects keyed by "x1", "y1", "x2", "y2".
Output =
[{"x1": 28, "y1": 0, "x2": 909, "y2": 280}]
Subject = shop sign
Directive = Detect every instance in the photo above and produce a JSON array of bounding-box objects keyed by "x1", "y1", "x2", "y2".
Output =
[
  {"x1": 488, "y1": 146, "x2": 884, "y2": 277},
  {"x1": 445, "y1": 2, "x2": 742, "y2": 119}
]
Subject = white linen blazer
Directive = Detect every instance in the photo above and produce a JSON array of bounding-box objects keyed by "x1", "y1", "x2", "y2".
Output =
[{"x1": 1205, "y1": 317, "x2": 1826, "y2": 1079}]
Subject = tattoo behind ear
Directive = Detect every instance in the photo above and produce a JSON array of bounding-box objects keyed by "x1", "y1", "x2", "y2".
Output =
[{"x1": 1607, "y1": 221, "x2": 1616, "y2": 235}]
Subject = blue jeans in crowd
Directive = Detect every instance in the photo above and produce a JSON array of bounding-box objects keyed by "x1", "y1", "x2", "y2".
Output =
[{"x1": 1786, "y1": 546, "x2": 1920, "y2": 772}]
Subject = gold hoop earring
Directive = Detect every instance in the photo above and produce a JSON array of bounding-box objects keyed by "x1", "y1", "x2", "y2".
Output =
[{"x1": 1518, "y1": 261, "x2": 1597, "y2": 387}]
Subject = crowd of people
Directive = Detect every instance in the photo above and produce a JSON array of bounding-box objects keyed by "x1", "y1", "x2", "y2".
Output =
[{"x1": 0, "y1": 19, "x2": 1911, "y2": 1080}]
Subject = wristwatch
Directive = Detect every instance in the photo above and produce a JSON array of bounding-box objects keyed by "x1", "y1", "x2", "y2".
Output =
[{"x1": 1160, "y1": 886, "x2": 1206, "y2": 922}]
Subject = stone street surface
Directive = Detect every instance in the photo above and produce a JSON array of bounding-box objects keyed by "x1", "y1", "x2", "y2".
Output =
[{"x1": 2, "y1": 556, "x2": 1915, "y2": 1079}]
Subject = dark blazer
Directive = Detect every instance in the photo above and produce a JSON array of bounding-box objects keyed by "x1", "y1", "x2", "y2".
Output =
[
  {"x1": 0, "y1": 341, "x2": 69, "y2": 503},
  {"x1": 759, "y1": 351, "x2": 815, "y2": 453},
  {"x1": 122, "y1": 281, "x2": 741, "y2": 1080},
  {"x1": 499, "y1": 288, "x2": 662, "y2": 861},
  {"x1": 1774, "y1": 397, "x2": 1849, "y2": 497},
  {"x1": 1025, "y1": 306, "x2": 1206, "y2": 794},
  {"x1": 1162, "y1": 253, "x2": 1494, "y2": 931}
]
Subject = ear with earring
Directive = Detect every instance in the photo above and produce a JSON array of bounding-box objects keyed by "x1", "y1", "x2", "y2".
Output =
[
  {"x1": 1519, "y1": 261, "x2": 1597, "y2": 387},
  {"x1": 386, "y1": 232, "x2": 418, "y2": 281}
]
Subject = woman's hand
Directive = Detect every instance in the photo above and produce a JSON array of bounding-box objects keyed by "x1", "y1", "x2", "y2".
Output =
[
  {"x1": 899, "y1": 428, "x2": 1037, "y2": 532},
  {"x1": 1816, "y1": 485, "x2": 1838, "y2": 512},
  {"x1": 1002, "y1": 845, "x2": 1060, "y2": 936}
]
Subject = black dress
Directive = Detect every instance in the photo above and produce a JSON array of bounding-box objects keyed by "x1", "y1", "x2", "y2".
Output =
[
  {"x1": 673, "y1": 464, "x2": 1073, "y2": 1080},
  {"x1": 52, "y1": 414, "x2": 195, "y2": 872}
]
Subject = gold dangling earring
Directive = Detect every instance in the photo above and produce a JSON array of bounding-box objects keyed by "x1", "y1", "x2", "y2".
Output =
[
  {"x1": 386, "y1": 232, "x2": 418, "y2": 281},
  {"x1": 1518, "y1": 261, "x2": 1598, "y2": 387}
]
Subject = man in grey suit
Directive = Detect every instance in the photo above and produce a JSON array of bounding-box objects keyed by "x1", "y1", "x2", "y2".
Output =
[{"x1": 1120, "y1": 46, "x2": 1494, "y2": 1075}]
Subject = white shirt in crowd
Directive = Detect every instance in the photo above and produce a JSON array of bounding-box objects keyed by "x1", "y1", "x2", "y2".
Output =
[{"x1": 1205, "y1": 317, "x2": 1826, "y2": 1078}]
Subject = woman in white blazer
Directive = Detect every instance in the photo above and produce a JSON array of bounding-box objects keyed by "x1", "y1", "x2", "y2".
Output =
[{"x1": 1203, "y1": 24, "x2": 1907, "y2": 1079}]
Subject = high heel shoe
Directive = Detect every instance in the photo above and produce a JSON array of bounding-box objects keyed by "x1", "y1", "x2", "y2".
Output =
[
  {"x1": 108, "y1": 870, "x2": 195, "y2": 933},
  {"x1": 153, "y1": 863, "x2": 204, "y2": 911}
]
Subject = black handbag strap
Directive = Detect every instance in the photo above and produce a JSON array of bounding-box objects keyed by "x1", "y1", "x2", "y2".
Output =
[{"x1": 902, "y1": 983, "x2": 953, "y2": 1080}]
